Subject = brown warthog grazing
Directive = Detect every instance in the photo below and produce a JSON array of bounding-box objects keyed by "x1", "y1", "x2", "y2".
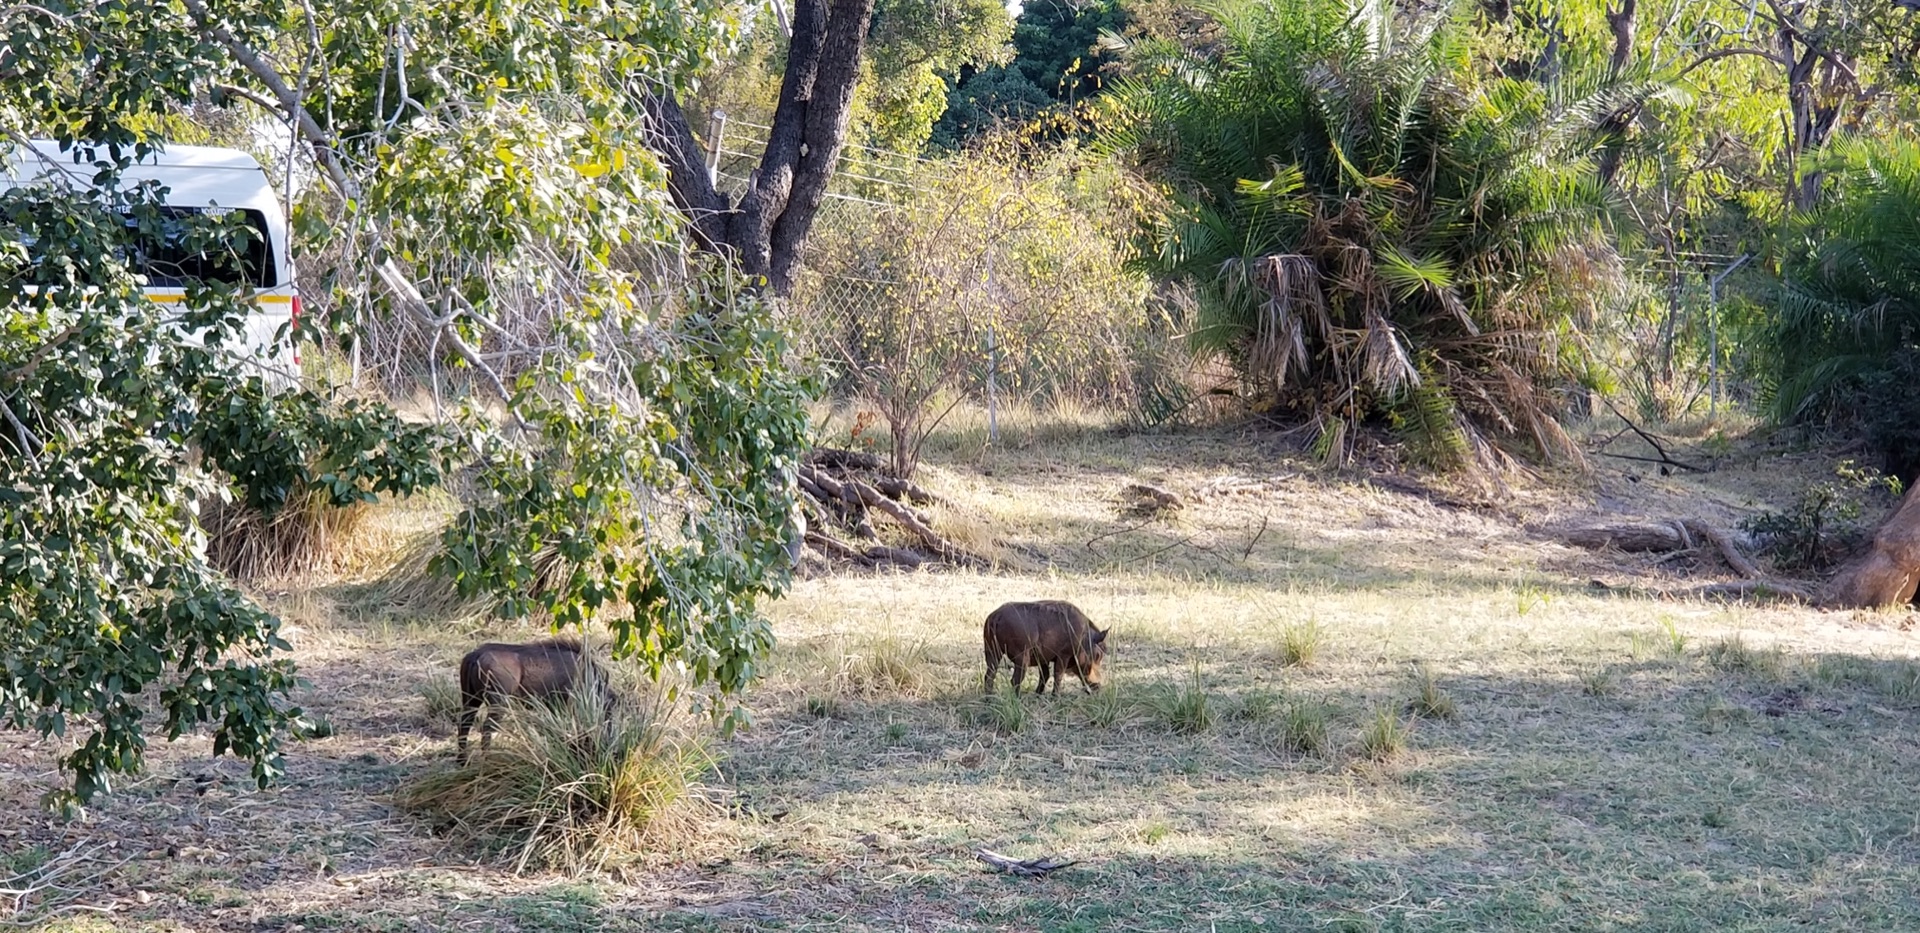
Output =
[
  {"x1": 982, "y1": 600, "x2": 1109, "y2": 695},
  {"x1": 455, "y1": 637, "x2": 614, "y2": 765}
]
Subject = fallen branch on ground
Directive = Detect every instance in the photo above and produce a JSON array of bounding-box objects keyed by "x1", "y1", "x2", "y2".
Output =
[
  {"x1": 976, "y1": 849, "x2": 1077, "y2": 877},
  {"x1": 796, "y1": 449, "x2": 987, "y2": 571},
  {"x1": 1596, "y1": 397, "x2": 1708, "y2": 473},
  {"x1": 1674, "y1": 580, "x2": 1815, "y2": 603},
  {"x1": 1562, "y1": 516, "x2": 1808, "y2": 601}
]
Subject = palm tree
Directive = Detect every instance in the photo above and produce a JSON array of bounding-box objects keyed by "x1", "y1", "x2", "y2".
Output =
[
  {"x1": 1102, "y1": 0, "x2": 1618, "y2": 467},
  {"x1": 1768, "y1": 137, "x2": 1920, "y2": 424}
]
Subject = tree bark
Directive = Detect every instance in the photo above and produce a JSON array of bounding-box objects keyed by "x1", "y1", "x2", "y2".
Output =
[
  {"x1": 1822, "y1": 483, "x2": 1920, "y2": 609},
  {"x1": 641, "y1": 0, "x2": 875, "y2": 294}
]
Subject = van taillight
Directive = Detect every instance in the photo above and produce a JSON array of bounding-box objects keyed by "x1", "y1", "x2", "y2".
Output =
[{"x1": 290, "y1": 295, "x2": 302, "y2": 365}]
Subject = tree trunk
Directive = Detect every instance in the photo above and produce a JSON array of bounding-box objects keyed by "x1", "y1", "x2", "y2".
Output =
[
  {"x1": 1821, "y1": 483, "x2": 1920, "y2": 609},
  {"x1": 640, "y1": 0, "x2": 875, "y2": 295},
  {"x1": 1595, "y1": 0, "x2": 1636, "y2": 187}
]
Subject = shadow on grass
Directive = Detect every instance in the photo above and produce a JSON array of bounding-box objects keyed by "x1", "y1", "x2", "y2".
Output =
[{"x1": 694, "y1": 646, "x2": 1920, "y2": 931}]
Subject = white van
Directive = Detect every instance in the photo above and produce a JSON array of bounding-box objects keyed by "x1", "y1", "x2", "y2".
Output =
[{"x1": 2, "y1": 139, "x2": 301, "y2": 380}]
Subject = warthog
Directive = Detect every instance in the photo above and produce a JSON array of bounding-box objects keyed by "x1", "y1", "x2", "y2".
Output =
[
  {"x1": 455, "y1": 637, "x2": 613, "y2": 765},
  {"x1": 982, "y1": 600, "x2": 1109, "y2": 695}
]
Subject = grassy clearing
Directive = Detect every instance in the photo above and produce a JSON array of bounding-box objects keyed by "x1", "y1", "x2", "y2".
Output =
[{"x1": 9, "y1": 407, "x2": 1920, "y2": 930}]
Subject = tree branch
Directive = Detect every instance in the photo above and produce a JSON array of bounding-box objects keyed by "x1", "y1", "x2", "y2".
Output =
[
  {"x1": 188, "y1": 0, "x2": 523, "y2": 412},
  {"x1": 640, "y1": 87, "x2": 733, "y2": 252}
]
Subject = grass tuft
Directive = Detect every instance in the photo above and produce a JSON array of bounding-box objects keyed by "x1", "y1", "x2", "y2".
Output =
[
  {"x1": 1069, "y1": 680, "x2": 1135, "y2": 728},
  {"x1": 1578, "y1": 666, "x2": 1614, "y2": 697},
  {"x1": 1274, "y1": 618, "x2": 1326, "y2": 667},
  {"x1": 1152, "y1": 664, "x2": 1216, "y2": 734},
  {"x1": 421, "y1": 674, "x2": 462, "y2": 730},
  {"x1": 1227, "y1": 688, "x2": 1284, "y2": 724},
  {"x1": 1658, "y1": 616, "x2": 1690, "y2": 657},
  {"x1": 395, "y1": 671, "x2": 710, "y2": 874},
  {"x1": 1404, "y1": 665, "x2": 1458, "y2": 720},
  {"x1": 839, "y1": 637, "x2": 931, "y2": 696},
  {"x1": 1356, "y1": 705, "x2": 1410, "y2": 761},
  {"x1": 1273, "y1": 698, "x2": 1332, "y2": 757},
  {"x1": 966, "y1": 688, "x2": 1031, "y2": 734},
  {"x1": 1706, "y1": 634, "x2": 1786, "y2": 679},
  {"x1": 201, "y1": 484, "x2": 372, "y2": 581}
]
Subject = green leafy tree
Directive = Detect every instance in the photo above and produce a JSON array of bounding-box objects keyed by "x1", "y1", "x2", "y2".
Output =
[
  {"x1": 931, "y1": 0, "x2": 1129, "y2": 148},
  {"x1": 1102, "y1": 0, "x2": 1618, "y2": 467},
  {"x1": 0, "y1": 156, "x2": 451, "y2": 811},
  {"x1": 3, "y1": 0, "x2": 812, "y2": 806}
]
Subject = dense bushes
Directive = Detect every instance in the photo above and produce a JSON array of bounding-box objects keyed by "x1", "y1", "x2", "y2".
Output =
[
  {"x1": 1767, "y1": 139, "x2": 1920, "y2": 479},
  {"x1": 794, "y1": 137, "x2": 1154, "y2": 476}
]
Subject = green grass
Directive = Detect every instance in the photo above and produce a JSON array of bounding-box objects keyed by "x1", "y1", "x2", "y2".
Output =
[
  {"x1": 966, "y1": 687, "x2": 1030, "y2": 734},
  {"x1": 1404, "y1": 664, "x2": 1458, "y2": 720},
  {"x1": 1355, "y1": 705, "x2": 1410, "y2": 761},
  {"x1": 1273, "y1": 698, "x2": 1332, "y2": 756},
  {"x1": 1273, "y1": 617, "x2": 1326, "y2": 667},
  {"x1": 1151, "y1": 664, "x2": 1217, "y2": 734}
]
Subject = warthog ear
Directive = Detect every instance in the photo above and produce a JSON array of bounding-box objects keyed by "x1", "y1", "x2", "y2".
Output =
[{"x1": 1091, "y1": 627, "x2": 1108, "y2": 643}]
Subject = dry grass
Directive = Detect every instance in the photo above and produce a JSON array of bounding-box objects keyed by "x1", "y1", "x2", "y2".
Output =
[
  {"x1": 9, "y1": 407, "x2": 1920, "y2": 930},
  {"x1": 395, "y1": 676, "x2": 712, "y2": 875}
]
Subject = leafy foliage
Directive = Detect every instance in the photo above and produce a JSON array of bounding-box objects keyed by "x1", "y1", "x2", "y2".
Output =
[
  {"x1": 1741, "y1": 460, "x2": 1902, "y2": 571},
  {"x1": 0, "y1": 157, "x2": 449, "y2": 811},
  {"x1": 2, "y1": 0, "x2": 814, "y2": 806},
  {"x1": 1767, "y1": 139, "x2": 1920, "y2": 430},
  {"x1": 1102, "y1": 0, "x2": 1618, "y2": 466},
  {"x1": 930, "y1": 0, "x2": 1129, "y2": 148}
]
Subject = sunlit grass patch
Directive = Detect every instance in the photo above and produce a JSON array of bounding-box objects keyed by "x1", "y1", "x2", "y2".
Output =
[
  {"x1": 836, "y1": 636, "x2": 933, "y2": 697},
  {"x1": 1272, "y1": 617, "x2": 1326, "y2": 667}
]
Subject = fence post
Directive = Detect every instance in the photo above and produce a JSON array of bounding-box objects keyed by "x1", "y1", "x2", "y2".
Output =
[
  {"x1": 706, "y1": 110, "x2": 727, "y2": 187},
  {"x1": 987, "y1": 325, "x2": 998, "y2": 444},
  {"x1": 1708, "y1": 253, "x2": 1752, "y2": 420}
]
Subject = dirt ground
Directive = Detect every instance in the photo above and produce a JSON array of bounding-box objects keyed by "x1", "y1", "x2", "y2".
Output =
[{"x1": 7, "y1": 414, "x2": 1919, "y2": 932}]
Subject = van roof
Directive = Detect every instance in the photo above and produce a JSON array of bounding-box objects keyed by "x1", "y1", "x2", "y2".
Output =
[{"x1": 4, "y1": 139, "x2": 285, "y2": 216}]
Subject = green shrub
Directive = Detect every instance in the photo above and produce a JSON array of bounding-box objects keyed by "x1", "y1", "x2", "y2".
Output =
[{"x1": 1741, "y1": 461, "x2": 1901, "y2": 570}]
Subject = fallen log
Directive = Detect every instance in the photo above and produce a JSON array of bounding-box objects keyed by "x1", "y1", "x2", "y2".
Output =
[
  {"x1": 1676, "y1": 580, "x2": 1814, "y2": 603},
  {"x1": 1562, "y1": 521, "x2": 1688, "y2": 553},
  {"x1": 1680, "y1": 518, "x2": 1765, "y2": 581},
  {"x1": 796, "y1": 455, "x2": 985, "y2": 569}
]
